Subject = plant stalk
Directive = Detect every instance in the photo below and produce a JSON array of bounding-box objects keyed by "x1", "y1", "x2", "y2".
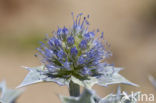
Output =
[{"x1": 69, "y1": 80, "x2": 80, "y2": 97}]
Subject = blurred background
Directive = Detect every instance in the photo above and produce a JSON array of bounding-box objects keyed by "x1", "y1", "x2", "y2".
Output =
[{"x1": 0, "y1": 0, "x2": 156, "y2": 102}]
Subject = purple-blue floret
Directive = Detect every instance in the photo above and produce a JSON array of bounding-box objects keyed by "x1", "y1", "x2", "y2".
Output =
[
  {"x1": 67, "y1": 36, "x2": 74, "y2": 46},
  {"x1": 79, "y1": 40, "x2": 87, "y2": 49},
  {"x1": 70, "y1": 47, "x2": 78, "y2": 56}
]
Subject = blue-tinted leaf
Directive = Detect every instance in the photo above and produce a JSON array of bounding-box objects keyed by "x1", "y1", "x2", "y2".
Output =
[
  {"x1": 99, "y1": 87, "x2": 140, "y2": 103},
  {"x1": 97, "y1": 66, "x2": 138, "y2": 87},
  {"x1": 149, "y1": 75, "x2": 156, "y2": 89},
  {"x1": 17, "y1": 65, "x2": 68, "y2": 88},
  {"x1": 18, "y1": 65, "x2": 137, "y2": 89},
  {"x1": 71, "y1": 66, "x2": 138, "y2": 89},
  {"x1": 0, "y1": 81, "x2": 24, "y2": 103}
]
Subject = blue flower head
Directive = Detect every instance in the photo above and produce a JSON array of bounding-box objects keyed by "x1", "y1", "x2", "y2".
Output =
[{"x1": 37, "y1": 13, "x2": 112, "y2": 80}]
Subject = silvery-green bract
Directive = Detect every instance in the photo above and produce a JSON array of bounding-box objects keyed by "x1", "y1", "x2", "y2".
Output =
[
  {"x1": 0, "y1": 81, "x2": 23, "y2": 103},
  {"x1": 149, "y1": 75, "x2": 156, "y2": 89}
]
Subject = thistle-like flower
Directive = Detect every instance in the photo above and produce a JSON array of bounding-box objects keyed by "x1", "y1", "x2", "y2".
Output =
[
  {"x1": 37, "y1": 13, "x2": 111, "y2": 80},
  {"x1": 18, "y1": 13, "x2": 137, "y2": 90}
]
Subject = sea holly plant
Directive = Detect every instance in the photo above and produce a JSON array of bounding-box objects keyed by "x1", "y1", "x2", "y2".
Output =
[
  {"x1": 17, "y1": 12, "x2": 138, "y2": 100},
  {"x1": 0, "y1": 81, "x2": 24, "y2": 103}
]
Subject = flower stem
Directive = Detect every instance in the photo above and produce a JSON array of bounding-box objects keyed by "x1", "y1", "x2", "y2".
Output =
[
  {"x1": 11, "y1": 101, "x2": 16, "y2": 103},
  {"x1": 69, "y1": 80, "x2": 80, "y2": 97}
]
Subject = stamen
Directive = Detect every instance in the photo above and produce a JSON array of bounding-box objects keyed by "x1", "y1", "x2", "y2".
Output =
[
  {"x1": 100, "y1": 32, "x2": 104, "y2": 39},
  {"x1": 71, "y1": 12, "x2": 76, "y2": 27},
  {"x1": 81, "y1": 17, "x2": 86, "y2": 28},
  {"x1": 78, "y1": 13, "x2": 83, "y2": 25}
]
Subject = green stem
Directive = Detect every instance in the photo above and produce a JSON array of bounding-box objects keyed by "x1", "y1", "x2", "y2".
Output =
[{"x1": 69, "y1": 80, "x2": 80, "y2": 97}]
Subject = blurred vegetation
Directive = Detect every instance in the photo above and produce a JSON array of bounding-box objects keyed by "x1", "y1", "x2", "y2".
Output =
[
  {"x1": 143, "y1": 1, "x2": 156, "y2": 26},
  {"x1": 139, "y1": 1, "x2": 156, "y2": 34},
  {"x1": 0, "y1": 31, "x2": 45, "y2": 52}
]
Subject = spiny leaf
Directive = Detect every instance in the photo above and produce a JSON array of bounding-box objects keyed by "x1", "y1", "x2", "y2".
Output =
[
  {"x1": 0, "y1": 81, "x2": 24, "y2": 103},
  {"x1": 17, "y1": 65, "x2": 68, "y2": 88},
  {"x1": 71, "y1": 66, "x2": 138, "y2": 89},
  {"x1": 97, "y1": 66, "x2": 138, "y2": 87},
  {"x1": 149, "y1": 75, "x2": 156, "y2": 89},
  {"x1": 18, "y1": 65, "x2": 138, "y2": 89},
  {"x1": 99, "y1": 87, "x2": 140, "y2": 103}
]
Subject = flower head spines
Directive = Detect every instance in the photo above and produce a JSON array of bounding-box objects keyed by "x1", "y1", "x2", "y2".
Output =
[
  {"x1": 100, "y1": 32, "x2": 104, "y2": 39},
  {"x1": 67, "y1": 36, "x2": 75, "y2": 46},
  {"x1": 57, "y1": 50, "x2": 66, "y2": 60},
  {"x1": 72, "y1": 13, "x2": 89, "y2": 34},
  {"x1": 48, "y1": 37, "x2": 62, "y2": 49},
  {"x1": 70, "y1": 47, "x2": 78, "y2": 57},
  {"x1": 54, "y1": 38, "x2": 61, "y2": 47},
  {"x1": 84, "y1": 33, "x2": 91, "y2": 42},
  {"x1": 79, "y1": 40, "x2": 88, "y2": 50},
  {"x1": 77, "y1": 56, "x2": 84, "y2": 65},
  {"x1": 37, "y1": 13, "x2": 111, "y2": 80},
  {"x1": 62, "y1": 26, "x2": 69, "y2": 35},
  {"x1": 63, "y1": 62, "x2": 71, "y2": 70},
  {"x1": 81, "y1": 67, "x2": 92, "y2": 75},
  {"x1": 44, "y1": 48, "x2": 54, "y2": 58},
  {"x1": 46, "y1": 64, "x2": 58, "y2": 73},
  {"x1": 57, "y1": 27, "x2": 69, "y2": 41},
  {"x1": 57, "y1": 27, "x2": 62, "y2": 35}
]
